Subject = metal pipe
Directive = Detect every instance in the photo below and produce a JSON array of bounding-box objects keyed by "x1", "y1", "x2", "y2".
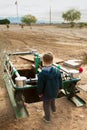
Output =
[
  {"x1": 8, "y1": 50, "x2": 37, "y2": 56},
  {"x1": 4, "y1": 64, "x2": 16, "y2": 88},
  {"x1": 5, "y1": 55, "x2": 20, "y2": 77},
  {"x1": 9, "y1": 61, "x2": 20, "y2": 77},
  {"x1": 53, "y1": 63, "x2": 70, "y2": 74},
  {"x1": 26, "y1": 77, "x2": 38, "y2": 84}
]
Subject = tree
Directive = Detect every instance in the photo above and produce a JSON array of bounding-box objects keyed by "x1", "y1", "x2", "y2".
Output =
[
  {"x1": 0, "y1": 18, "x2": 10, "y2": 24},
  {"x1": 21, "y1": 15, "x2": 37, "y2": 26},
  {"x1": 62, "y1": 9, "x2": 81, "y2": 27}
]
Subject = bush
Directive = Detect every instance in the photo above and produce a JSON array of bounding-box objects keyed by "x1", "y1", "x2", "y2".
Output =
[
  {"x1": 20, "y1": 24, "x2": 24, "y2": 28},
  {"x1": 0, "y1": 19, "x2": 10, "y2": 24},
  {"x1": 79, "y1": 23, "x2": 84, "y2": 28},
  {"x1": 6, "y1": 24, "x2": 10, "y2": 29}
]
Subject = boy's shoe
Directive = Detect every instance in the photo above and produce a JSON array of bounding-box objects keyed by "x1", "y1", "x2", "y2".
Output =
[
  {"x1": 52, "y1": 111, "x2": 57, "y2": 114},
  {"x1": 43, "y1": 116, "x2": 50, "y2": 123},
  {"x1": 52, "y1": 111, "x2": 57, "y2": 117}
]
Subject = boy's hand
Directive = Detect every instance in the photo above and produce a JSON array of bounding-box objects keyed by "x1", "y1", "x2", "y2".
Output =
[
  {"x1": 58, "y1": 89, "x2": 64, "y2": 98},
  {"x1": 38, "y1": 94, "x2": 43, "y2": 98},
  {"x1": 38, "y1": 94, "x2": 43, "y2": 100},
  {"x1": 58, "y1": 89, "x2": 65, "y2": 94}
]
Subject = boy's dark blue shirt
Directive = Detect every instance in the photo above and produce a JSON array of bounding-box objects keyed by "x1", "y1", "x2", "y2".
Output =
[{"x1": 37, "y1": 66, "x2": 62, "y2": 99}]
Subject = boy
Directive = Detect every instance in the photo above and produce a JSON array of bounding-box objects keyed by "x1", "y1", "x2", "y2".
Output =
[{"x1": 37, "y1": 52, "x2": 63, "y2": 123}]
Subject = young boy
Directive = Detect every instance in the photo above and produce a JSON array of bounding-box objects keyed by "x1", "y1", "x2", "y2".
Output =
[{"x1": 37, "y1": 52, "x2": 63, "y2": 123}]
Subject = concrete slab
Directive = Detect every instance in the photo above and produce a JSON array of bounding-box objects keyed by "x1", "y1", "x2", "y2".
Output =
[{"x1": 64, "y1": 59, "x2": 82, "y2": 68}]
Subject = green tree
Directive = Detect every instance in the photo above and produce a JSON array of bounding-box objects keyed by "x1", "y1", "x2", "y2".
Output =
[
  {"x1": 0, "y1": 18, "x2": 10, "y2": 24},
  {"x1": 21, "y1": 15, "x2": 37, "y2": 26},
  {"x1": 62, "y1": 9, "x2": 81, "y2": 27}
]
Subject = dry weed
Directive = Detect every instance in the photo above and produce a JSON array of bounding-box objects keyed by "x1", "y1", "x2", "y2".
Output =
[{"x1": 82, "y1": 52, "x2": 87, "y2": 65}]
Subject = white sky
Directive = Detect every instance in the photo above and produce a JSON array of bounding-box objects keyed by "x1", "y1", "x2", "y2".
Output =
[{"x1": 0, "y1": 0, "x2": 87, "y2": 21}]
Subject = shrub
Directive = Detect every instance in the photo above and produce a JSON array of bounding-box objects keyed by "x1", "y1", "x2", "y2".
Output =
[{"x1": 0, "y1": 19, "x2": 10, "y2": 24}]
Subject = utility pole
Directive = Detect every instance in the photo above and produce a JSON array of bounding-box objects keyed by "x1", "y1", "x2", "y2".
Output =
[
  {"x1": 49, "y1": 6, "x2": 52, "y2": 24},
  {"x1": 15, "y1": 1, "x2": 19, "y2": 24}
]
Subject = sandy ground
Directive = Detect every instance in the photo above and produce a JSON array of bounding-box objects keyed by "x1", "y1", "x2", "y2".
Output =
[{"x1": 0, "y1": 25, "x2": 87, "y2": 130}]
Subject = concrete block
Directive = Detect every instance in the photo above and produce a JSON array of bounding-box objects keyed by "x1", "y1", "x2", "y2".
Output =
[{"x1": 64, "y1": 59, "x2": 82, "y2": 68}]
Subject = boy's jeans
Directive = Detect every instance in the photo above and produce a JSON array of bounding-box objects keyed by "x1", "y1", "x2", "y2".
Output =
[{"x1": 43, "y1": 98, "x2": 56, "y2": 121}]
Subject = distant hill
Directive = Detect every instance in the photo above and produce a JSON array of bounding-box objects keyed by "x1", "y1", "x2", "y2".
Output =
[
  {"x1": 7, "y1": 17, "x2": 22, "y2": 24},
  {"x1": 0, "y1": 17, "x2": 61, "y2": 24},
  {"x1": 0, "y1": 17, "x2": 21, "y2": 24}
]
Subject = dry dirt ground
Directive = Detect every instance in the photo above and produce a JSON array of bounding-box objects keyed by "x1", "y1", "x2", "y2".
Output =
[{"x1": 0, "y1": 25, "x2": 87, "y2": 130}]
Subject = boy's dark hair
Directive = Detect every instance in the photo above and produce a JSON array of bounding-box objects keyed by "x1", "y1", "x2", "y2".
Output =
[{"x1": 42, "y1": 52, "x2": 53, "y2": 64}]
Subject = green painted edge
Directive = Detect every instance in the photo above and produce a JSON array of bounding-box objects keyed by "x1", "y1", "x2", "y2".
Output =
[
  {"x1": 4, "y1": 74, "x2": 29, "y2": 119},
  {"x1": 70, "y1": 95, "x2": 86, "y2": 107},
  {"x1": 61, "y1": 89, "x2": 86, "y2": 107}
]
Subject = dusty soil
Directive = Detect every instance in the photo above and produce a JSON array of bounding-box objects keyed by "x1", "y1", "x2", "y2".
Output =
[{"x1": 0, "y1": 25, "x2": 87, "y2": 130}]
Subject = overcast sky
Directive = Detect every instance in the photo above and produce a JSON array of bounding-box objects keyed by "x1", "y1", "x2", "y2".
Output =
[{"x1": 0, "y1": 0, "x2": 87, "y2": 21}]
